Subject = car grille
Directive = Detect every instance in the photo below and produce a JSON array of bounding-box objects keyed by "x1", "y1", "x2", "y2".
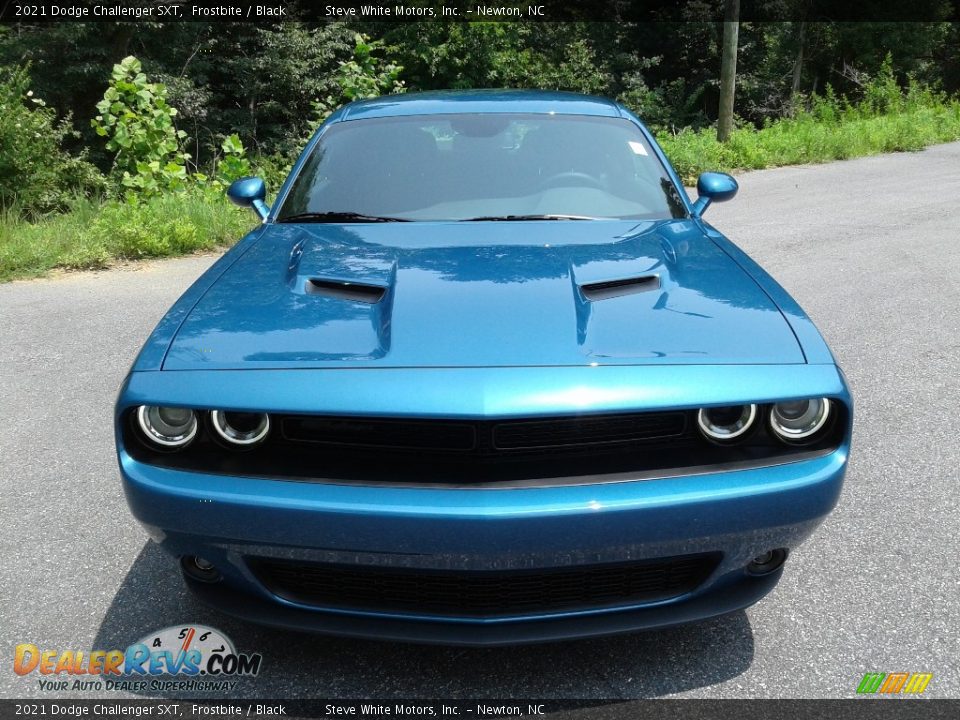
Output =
[
  {"x1": 250, "y1": 553, "x2": 720, "y2": 617},
  {"x1": 281, "y1": 411, "x2": 688, "y2": 453},
  {"x1": 126, "y1": 405, "x2": 845, "y2": 485},
  {"x1": 283, "y1": 416, "x2": 479, "y2": 451},
  {"x1": 493, "y1": 413, "x2": 687, "y2": 449}
]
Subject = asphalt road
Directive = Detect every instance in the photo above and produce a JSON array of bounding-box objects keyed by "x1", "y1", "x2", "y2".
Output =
[{"x1": 2, "y1": 143, "x2": 959, "y2": 701}]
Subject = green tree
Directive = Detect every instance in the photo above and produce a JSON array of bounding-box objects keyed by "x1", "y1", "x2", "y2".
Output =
[
  {"x1": 4, "y1": 18, "x2": 960, "y2": 171},
  {"x1": 91, "y1": 56, "x2": 189, "y2": 197},
  {"x1": 385, "y1": 23, "x2": 620, "y2": 95},
  {"x1": 312, "y1": 33, "x2": 406, "y2": 125}
]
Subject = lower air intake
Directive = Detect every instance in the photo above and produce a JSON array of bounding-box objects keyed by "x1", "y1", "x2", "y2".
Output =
[{"x1": 251, "y1": 553, "x2": 720, "y2": 617}]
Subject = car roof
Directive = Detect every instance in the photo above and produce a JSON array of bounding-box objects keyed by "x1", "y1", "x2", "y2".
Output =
[{"x1": 338, "y1": 89, "x2": 625, "y2": 121}]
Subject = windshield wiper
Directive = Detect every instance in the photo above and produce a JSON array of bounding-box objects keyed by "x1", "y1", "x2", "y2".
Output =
[
  {"x1": 461, "y1": 214, "x2": 598, "y2": 221},
  {"x1": 278, "y1": 211, "x2": 412, "y2": 223}
]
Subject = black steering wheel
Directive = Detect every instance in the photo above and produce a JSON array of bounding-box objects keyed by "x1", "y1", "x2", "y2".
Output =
[{"x1": 537, "y1": 171, "x2": 605, "y2": 191}]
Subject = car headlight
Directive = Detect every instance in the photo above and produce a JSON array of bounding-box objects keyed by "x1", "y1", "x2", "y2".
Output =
[
  {"x1": 210, "y1": 410, "x2": 270, "y2": 447},
  {"x1": 136, "y1": 406, "x2": 198, "y2": 449},
  {"x1": 697, "y1": 404, "x2": 758, "y2": 443},
  {"x1": 769, "y1": 398, "x2": 832, "y2": 443}
]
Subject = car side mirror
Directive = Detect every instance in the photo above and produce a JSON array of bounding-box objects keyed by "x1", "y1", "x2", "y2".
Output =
[
  {"x1": 692, "y1": 172, "x2": 738, "y2": 217},
  {"x1": 227, "y1": 177, "x2": 269, "y2": 221}
]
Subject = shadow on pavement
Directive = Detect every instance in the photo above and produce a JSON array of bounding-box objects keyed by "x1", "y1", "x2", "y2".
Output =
[{"x1": 93, "y1": 541, "x2": 755, "y2": 698}]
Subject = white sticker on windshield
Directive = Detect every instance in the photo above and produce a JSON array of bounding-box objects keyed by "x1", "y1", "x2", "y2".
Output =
[{"x1": 628, "y1": 141, "x2": 648, "y2": 156}]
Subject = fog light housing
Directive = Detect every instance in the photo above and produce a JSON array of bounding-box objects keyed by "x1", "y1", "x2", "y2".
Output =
[
  {"x1": 697, "y1": 404, "x2": 758, "y2": 443},
  {"x1": 181, "y1": 556, "x2": 221, "y2": 583},
  {"x1": 746, "y1": 548, "x2": 788, "y2": 576}
]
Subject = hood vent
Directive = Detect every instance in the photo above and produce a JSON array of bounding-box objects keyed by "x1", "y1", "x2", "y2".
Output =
[
  {"x1": 306, "y1": 278, "x2": 386, "y2": 304},
  {"x1": 580, "y1": 275, "x2": 660, "y2": 301}
]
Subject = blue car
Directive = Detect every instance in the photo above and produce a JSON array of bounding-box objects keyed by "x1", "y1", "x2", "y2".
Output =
[{"x1": 115, "y1": 90, "x2": 852, "y2": 645}]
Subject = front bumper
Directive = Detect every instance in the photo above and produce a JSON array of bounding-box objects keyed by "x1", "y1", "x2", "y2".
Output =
[
  {"x1": 117, "y1": 363, "x2": 851, "y2": 644},
  {"x1": 119, "y1": 444, "x2": 847, "y2": 644}
]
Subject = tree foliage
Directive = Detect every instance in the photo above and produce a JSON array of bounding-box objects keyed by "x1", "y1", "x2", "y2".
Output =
[
  {"x1": 1, "y1": 18, "x2": 958, "y2": 172},
  {"x1": 0, "y1": 65, "x2": 103, "y2": 215},
  {"x1": 312, "y1": 33, "x2": 406, "y2": 125},
  {"x1": 92, "y1": 56, "x2": 189, "y2": 197}
]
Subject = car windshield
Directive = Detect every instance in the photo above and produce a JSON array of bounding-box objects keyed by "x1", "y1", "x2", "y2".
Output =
[{"x1": 277, "y1": 113, "x2": 687, "y2": 222}]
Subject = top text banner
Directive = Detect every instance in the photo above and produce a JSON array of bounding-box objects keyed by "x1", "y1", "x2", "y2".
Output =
[{"x1": 1, "y1": 0, "x2": 958, "y2": 23}]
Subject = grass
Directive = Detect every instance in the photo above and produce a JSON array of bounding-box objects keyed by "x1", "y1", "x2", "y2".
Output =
[
  {"x1": 0, "y1": 190, "x2": 255, "y2": 282},
  {"x1": 658, "y1": 90, "x2": 960, "y2": 184}
]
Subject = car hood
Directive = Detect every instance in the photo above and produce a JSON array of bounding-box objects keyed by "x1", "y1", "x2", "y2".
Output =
[{"x1": 162, "y1": 220, "x2": 804, "y2": 370}]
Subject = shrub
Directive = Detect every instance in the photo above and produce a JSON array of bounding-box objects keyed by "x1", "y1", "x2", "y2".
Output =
[
  {"x1": 312, "y1": 33, "x2": 406, "y2": 125},
  {"x1": 87, "y1": 190, "x2": 252, "y2": 259},
  {"x1": 213, "y1": 133, "x2": 253, "y2": 187},
  {"x1": 91, "y1": 56, "x2": 189, "y2": 197},
  {"x1": 0, "y1": 65, "x2": 104, "y2": 216},
  {"x1": 251, "y1": 154, "x2": 293, "y2": 191}
]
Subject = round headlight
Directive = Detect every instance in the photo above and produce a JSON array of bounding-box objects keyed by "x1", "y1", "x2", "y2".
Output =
[
  {"x1": 769, "y1": 398, "x2": 831, "y2": 443},
  {"x1": 210, "y1": 410, "x2": 270, "y2": 447},
  {"x1": 697, "y1": 404, "x2": 758, "y2": 443},
  {"x1": 137, "y1": 406, "x2": 198, "y2": 449}
]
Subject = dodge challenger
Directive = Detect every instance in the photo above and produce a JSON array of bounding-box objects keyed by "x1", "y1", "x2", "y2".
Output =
[{"x1": 115, "y1": 90, "x2": 852, "y2": 644}]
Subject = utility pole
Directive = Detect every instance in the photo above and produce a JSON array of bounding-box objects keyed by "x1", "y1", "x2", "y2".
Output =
[{"x1": 717, "y1": 0, "x2": 740, "y2": 142}]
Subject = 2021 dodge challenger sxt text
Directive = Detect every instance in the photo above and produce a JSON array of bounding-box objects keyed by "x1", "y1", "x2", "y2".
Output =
[{"x1": 115, "y1": 90, "x2": 852, "y2": 644}]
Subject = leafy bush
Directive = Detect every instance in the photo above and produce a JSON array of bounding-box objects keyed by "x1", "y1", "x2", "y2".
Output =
[
  {"x1": 90, "y1": 56, "x2": 272, "y2": 198},
  {"x1": 92, "y1": 56, "x2": 189, "y2": 197},
  {"x1": 213, "y1": 133, "x2": 252, "y2": 186},
  {"x1": 0, "y1": 65, "x2": 104, "y2": 216},
  {"x1": 93, "y1": 189, "x2": 254, "y2": 259},
  {"x1": 249, "y1": 153, "x2": 292, "y2": 192},
  {"x1": 312, "y1": 33, "x2": 406, "y2": 125}
]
